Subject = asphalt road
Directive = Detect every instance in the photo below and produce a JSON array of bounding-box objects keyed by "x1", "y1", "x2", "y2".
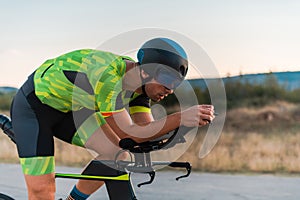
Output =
[{"x1": 1, "y1": 164, "x2": 300, "y2": 200}]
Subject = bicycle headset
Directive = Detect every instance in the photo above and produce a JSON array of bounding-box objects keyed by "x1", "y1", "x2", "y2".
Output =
[{"x1": 137, "y1": 38, "x2": 188, "y2": 91}]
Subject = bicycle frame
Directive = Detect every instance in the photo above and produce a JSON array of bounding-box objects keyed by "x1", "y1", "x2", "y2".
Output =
[{"x1": 56, "y1": 160, "x2": 137, "y2": 200}]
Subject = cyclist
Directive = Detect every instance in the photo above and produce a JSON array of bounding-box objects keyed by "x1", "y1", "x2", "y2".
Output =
[{"x1": 10, "y1": 38, "x2": 215, "y2": 200}]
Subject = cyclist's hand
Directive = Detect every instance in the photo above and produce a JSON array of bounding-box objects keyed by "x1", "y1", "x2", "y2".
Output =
[{"x1": 181, "y1": 105, "x2": 215, "y2": 127}]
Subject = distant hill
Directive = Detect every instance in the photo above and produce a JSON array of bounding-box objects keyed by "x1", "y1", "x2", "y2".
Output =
[
  {"x1": 188, "y1": 71, "x2": 300, "y2": 91},
  {"x1": 0, "y1": 87, "x2": 18, "y2": 94}
]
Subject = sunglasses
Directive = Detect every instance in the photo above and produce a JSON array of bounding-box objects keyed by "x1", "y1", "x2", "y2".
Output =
[{"x1": 154, "y1": 67, "x2": 184, "y2": 90}]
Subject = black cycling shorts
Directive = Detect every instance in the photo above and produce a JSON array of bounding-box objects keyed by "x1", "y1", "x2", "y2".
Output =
[{"x1": 11, "y1": 73, "x2": 94, "y2": 158}]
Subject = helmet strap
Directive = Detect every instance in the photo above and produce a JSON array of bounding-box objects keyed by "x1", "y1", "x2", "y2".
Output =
[
  {"x1": 139, "y1": 68, "x2": 153, "y2": 97},
  {"x1": 142, "y1": 84, "x2": 147, "y2": 96}
]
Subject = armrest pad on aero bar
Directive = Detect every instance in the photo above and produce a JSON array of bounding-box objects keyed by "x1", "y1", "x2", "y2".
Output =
[
  {"x1": 118, "y1": 126, "x2": 194, "y2": 153},
  {"x1": 119, "y1": 138, "x2": 138, "y2": 150}
]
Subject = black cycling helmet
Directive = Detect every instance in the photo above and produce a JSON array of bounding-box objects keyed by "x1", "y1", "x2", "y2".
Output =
[{"x1": 137, "y1": 38, "x2": 188, "y2": 90}]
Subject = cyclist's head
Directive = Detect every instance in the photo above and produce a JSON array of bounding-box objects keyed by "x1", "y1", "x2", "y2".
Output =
[{"x1": 137, "y1": 38, "x2": 188, "y2": 90}]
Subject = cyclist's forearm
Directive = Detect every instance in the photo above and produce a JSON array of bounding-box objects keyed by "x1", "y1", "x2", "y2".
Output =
[
  {"x1": 105, "y1": 105, "x2": 215, "y2": 144},
  {"x1": 118, "y1": 112, "x2": 181, "y2": 143}
]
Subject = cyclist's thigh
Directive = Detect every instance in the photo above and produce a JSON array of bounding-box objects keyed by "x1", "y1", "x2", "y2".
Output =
[
  {"x1": 11, "y1": 90, "x2": 53, "y2": 157},
  {"x1": 53, "y1": 108, "x2": 95, "y2": 143},
  {"x1": 54, "y1": 108, "x2": 122, "y2": 159},
  {"x1": 11, "y1": 88, "x2": 68, "y2": 175}
]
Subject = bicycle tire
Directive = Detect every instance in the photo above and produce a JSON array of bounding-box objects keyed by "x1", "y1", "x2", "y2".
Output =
[{"x1": 0, "y1": 193, "x2": 14, "y2": 200}]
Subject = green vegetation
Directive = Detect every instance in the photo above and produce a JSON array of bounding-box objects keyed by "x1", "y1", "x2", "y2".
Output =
[{"x1": 194, "y1": 74, "x2": 300, "y2": 109}]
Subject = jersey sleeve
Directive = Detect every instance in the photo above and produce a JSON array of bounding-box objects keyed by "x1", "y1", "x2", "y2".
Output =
[
  {"x1": 129, "y1": 93, "x2": 151, "y2": 115},
  {"x1": 93, "y1": 54, "x2": 127, "y2": 114}
]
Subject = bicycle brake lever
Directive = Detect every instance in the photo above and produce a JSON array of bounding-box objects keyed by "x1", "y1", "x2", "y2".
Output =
[
  {"x1": 175, "y1": 166, "x2": 191, "y2": 181},
  {"x1": 169, "y1": 162, "x2": 192, "y2": 181},
  {"x1": 137, "y1": 171, "x2": 155, "y2": 187}
]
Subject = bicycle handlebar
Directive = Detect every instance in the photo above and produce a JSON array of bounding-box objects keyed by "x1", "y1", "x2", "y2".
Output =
[{"x1": 117, "y1": 126, "x2": 194, "y2": 186}]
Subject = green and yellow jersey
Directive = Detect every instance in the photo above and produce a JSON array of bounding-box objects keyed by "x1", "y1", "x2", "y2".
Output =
[{"x1": 33, "y1": 49, "x2": 151, "y2": 146}]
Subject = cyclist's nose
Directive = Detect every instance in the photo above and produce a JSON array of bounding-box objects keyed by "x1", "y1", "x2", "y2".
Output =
[{"x1": 164, "y1": 87, "x2": 173, "y2": 94}]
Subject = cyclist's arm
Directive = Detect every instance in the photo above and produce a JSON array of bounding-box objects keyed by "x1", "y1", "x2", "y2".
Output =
[
  {"x1": 105, "y1": 109, "x2": 181, "y2": 143},
  {"x1": 105, "y1": 104, "x2": 214, "y2": 143},
  {"x1": 130, "y1": 112, "x2": 154, "y2": 126},
  {"x1": 128, "y1": 92, "x2": 153, "y2": 126},
  {"x1": 86, "y1": 110, "x2": 155, "y2": 148}
]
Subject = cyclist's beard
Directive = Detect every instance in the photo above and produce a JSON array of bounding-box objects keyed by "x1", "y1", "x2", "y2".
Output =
[{"x1": 140, "y1": 73, "x2": 153, "y2": 98}]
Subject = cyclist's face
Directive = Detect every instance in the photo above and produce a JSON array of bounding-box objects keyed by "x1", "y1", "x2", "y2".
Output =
[{"x1": 145, "y1": 80, "x2": 174, "y2": 102}]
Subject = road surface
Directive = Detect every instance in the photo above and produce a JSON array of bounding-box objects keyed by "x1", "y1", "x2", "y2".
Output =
[{"x1": 0, "y1": 164, "x2": 300, "y2": 200}]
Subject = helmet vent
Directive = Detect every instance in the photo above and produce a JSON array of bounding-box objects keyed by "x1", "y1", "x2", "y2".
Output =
[{"x1": 179, "y1": 65, "x2": 186, "y2": 76}]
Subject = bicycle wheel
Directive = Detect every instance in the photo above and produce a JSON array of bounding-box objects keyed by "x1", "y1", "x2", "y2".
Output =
[{"x1": 0, "y1": 193, "x2": 14, "y2": 200}]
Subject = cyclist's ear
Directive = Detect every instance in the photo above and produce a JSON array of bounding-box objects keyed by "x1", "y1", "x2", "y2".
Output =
[{"x1": 140, "y1": 69, "x2": 151, "y2": 79}]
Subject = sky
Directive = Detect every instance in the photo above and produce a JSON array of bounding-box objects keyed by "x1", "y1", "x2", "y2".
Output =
[{"x1": 1, "y1": 0, "x2": 300, "y2": 87}]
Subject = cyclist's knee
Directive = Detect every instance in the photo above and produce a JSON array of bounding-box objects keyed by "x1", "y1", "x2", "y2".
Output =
[{"x1": 25, "y1": 174, "x2": 56, "y2": 199}]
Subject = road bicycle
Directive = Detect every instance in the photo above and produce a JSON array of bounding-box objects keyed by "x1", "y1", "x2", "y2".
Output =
[{"x1": 0, "y1": 114, "x2": 194, "y2": 200}]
